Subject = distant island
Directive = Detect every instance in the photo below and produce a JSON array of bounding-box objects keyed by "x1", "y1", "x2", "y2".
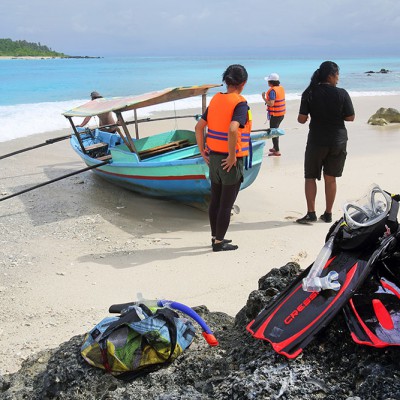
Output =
[{"x1": 0, "y1": 38, "x2": 100, "y2": 59}]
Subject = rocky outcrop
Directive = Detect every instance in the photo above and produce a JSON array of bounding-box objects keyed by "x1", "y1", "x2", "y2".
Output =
[
  {"x1": 1, "y1": 262, "x2": 400, "y2": 400},
  {"x1": 365, "y1": 68, "x2": 390, "y2": 74},
  {"x1": 368, "y1": 107, "x2": 400, "y2": 126}
]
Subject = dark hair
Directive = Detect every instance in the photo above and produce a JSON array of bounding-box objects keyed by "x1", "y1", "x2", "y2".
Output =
[
  {"x1": 222, "y1": 64, "x2": 248, "y2": 87},
  {"x1": 269, "y1": 80, "x2": 280, "y2": 86},
  {"x1": 90, "y1": 91, "x2": 103, "y2": 100},
  {"x1": 308, "y1": 61, "x2": 339, "y2": 88}
]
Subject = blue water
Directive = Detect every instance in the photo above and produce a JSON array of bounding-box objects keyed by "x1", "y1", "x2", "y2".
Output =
[{"x1": 1, "y1": 56, "x2": 400, "y2": 141}]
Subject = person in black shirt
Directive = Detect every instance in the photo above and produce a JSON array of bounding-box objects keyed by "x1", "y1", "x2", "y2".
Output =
[{"x1": 296, "y1": 61, "x2": 355, "y2": 224}]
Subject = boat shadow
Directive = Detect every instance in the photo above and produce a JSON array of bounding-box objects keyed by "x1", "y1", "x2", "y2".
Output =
[
  {"x1": 1, "y1": 161, "x2": 297, "y2": 239},
  {"x1": 77, "y1": 245, "x2": 212, "y2": 269},
  {"x1": 0, "y1": 162, "x2": 207, "y2": 229}
]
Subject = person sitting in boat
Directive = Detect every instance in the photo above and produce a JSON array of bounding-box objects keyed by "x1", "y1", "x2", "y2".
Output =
[{"x1": 77, "y1": 91, "x2": 121, "y2": 134}]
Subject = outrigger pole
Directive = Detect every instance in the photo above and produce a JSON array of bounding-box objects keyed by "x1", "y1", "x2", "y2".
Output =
[
  {"x1": 1, "y1": 114, "x2": 201, "y2": 161},
  {"x1": 0, "y1": 160, "x2": 110, "y2": 202},
  {"x1": 0, "y1": 134, "x2": 71, "y2": 161}
]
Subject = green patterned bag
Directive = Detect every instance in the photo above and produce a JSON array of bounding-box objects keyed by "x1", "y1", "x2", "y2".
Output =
[{"x1": 81, "y1": 304, "x2": 196, "y2": 380}]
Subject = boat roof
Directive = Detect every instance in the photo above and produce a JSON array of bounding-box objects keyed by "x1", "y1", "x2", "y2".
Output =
[{"x1": 62, "y1": 84, "x2": 221, "y2": 117}]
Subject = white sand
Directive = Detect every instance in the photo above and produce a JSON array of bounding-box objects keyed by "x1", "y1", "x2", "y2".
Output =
[
  {"x1": 0, "y1": 56, "x2": 62, "y2": 60},
  {"x1": 0, "y1": 95, "x2": 399, "y2": 374}
]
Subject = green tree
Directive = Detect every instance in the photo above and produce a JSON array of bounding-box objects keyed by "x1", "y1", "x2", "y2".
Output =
[{"x1": 0, "y1": 38, "x2": 67, "y2": 57}]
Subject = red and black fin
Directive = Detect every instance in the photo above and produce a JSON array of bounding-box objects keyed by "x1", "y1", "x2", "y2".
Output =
[{"x1": 343, "y1": 257, "x2": 400, "y2": 347}]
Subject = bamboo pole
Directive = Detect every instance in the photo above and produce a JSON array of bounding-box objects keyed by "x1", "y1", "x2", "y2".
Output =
[
  {"x1": 115, "y1": 111, "x2": 137, "y2": 154},
  {"x1": 0, "y1": 160, "x2": 110, "y2": 202},
  {"x1": 0, "y1": 134, "x2": 71, "y2": 161}
]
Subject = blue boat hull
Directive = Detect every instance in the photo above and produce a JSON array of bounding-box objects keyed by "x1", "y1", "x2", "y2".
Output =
[{"x1": 70, "y1": 129, "x2": 265, "y2": 207}]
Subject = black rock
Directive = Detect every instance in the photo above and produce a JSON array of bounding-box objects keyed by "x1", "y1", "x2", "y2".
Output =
[
  {"x1": 2, "y1": 262, "x2": 400, "y2": 400},
  {"x1": 364, "y1": 68, "x2": 390, "y2": 74}
]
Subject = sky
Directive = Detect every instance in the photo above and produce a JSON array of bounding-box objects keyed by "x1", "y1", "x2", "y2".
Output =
[{"x1": 1, "y1": 0, "x2": 399, "y2": 57}]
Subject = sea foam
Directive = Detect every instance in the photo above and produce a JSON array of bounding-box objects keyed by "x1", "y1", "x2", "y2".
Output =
[{"x1": 1, "y1": 91, "x2": 399, "y2": 142}]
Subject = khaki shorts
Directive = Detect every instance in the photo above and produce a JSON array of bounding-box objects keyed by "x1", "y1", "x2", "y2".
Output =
[{"x1": 209, "y1": 154, "x2": 244, "y2": 185}]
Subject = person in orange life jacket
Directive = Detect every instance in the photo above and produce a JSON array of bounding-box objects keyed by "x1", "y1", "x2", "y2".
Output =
[
  {"x1": 261, "y1": 73, "x2": 285, "y2": 156},
  {"x1": 195, "y1": 64, "x2": 251, "y2": 252},
  {"x1": 296, "y1": 61, "x2": 355, "y2": 225}
]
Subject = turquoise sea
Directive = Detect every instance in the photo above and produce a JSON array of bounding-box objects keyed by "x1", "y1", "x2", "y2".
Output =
[{"x1": 1, "y1": 56, "x2": 400, "y2": 142}]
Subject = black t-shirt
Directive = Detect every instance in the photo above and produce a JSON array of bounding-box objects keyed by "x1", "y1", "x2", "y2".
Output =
[{"x1": 299, "y1": 84, "x2": 354, "y2": 146}]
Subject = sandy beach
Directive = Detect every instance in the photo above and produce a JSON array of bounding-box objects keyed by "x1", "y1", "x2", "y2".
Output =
[
  {"x1": 0, "y1": 56, "x2": 63, "y2": 60},
  {"x1": 1, "y1": 95, "x2": 399, "y2": 375}
]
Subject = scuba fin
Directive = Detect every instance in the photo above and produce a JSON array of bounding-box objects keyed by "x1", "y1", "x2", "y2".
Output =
[
  {"x1": 343, "y1": 254, "x2": 400, "y2": 347},
  {"x1": 246, "y1": 234, "x2": 398, "y2": 358},
  {"x1": 247, "y1": 185, "x2": 399, "y2": 358}
]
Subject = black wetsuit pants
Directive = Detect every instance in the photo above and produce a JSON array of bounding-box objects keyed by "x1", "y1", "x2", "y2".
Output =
[{"x1": 209, "y1": 181, "x2": 241, "y2": 241}]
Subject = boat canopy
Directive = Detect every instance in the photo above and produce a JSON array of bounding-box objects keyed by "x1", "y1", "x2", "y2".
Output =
[{"x1": 63, "y1": 84, "x2": 221, "y2": 118}]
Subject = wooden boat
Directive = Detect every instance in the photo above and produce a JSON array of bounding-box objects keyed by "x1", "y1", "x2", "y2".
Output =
[{"x1": 63, "y1": 84, "x2": 283, "y2": 208}]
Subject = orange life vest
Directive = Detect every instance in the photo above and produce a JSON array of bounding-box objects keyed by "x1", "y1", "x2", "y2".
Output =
[
  {"x1": 205, "y1": 92, "x2": 252, "y2": 158},
  {"x1": 267, "y1": 85, "x2": 286, "y2": 117}
]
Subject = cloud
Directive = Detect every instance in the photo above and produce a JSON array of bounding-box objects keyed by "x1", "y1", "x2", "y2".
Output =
[{"x1": 0, "y1": 0, "x2": 399, "y2": 56}]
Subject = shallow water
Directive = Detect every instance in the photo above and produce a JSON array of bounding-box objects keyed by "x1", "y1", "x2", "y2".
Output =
[{"x1": 1, "y1": 56, "x2": 399, "y2": 141}]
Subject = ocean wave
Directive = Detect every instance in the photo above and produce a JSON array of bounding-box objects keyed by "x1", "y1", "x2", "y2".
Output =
[
  {"x1": 0, "y1": 100, "x2": 85, "y2": 142},
  {"x1": 0, "y1": 96, "x2": 213, "y2": 142},
  {"x1": 348, "y1": 90, "x2": 400, "y2": 97},
  {"x1": 1, "y1": 90, "x2": 399, "y2": 142}
]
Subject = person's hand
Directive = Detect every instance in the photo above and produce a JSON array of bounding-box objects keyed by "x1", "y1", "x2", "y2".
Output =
[
  {"x1": 261, "y1": 92, "x2": 266, "y2": 103},
  {"x1": 297, "y1": 114, "x2": 308, "y2": 124},
  {"x1": 221, "y1": 154, "x2": 236, "y2": 172},
  {"x1": 200, "y1": 150, "x2": 209, "y2": 165}
]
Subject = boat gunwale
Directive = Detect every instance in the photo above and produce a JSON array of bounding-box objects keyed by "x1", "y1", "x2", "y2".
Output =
[{"x1": 70, "y1": 135, "x2": 265, "y2": 169}]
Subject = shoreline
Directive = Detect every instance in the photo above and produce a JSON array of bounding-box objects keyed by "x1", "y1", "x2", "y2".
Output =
[
  {"x1": 0, "y1": 56, "x2": 101, "y2": 60},
  {"x1": 0, "y1": 56, "x2": 59, "y2": 60},
  {"x1": 2, "y1": 94, "x2": 400, "y2": 144},
  {"x1": 1, "y1": 94, "x2": 400, "y2": 374}
]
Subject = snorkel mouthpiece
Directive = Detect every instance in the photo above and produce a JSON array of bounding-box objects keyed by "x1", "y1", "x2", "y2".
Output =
[
  {"x1": 302, "y1": 233, "x2": 341, "y2": 292},
  {"x1": 302, "y1": 270, "x2": 341, "y2": 292},
  {"x1": 202, "y1": 332, "x2": 219, "y2": 346}
]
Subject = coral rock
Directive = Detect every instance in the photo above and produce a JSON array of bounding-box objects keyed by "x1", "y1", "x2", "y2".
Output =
[{"x1": 368, "y1": 107, "x2": 400, "y2": 125}]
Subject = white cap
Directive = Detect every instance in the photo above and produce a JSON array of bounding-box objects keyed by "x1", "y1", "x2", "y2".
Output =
[{"x1": 265, "y1": 73, "x2": 280, "y2": 81}]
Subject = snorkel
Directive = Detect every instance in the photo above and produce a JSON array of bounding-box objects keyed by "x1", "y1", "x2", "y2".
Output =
[
  {"x1": 109, "y1": 296, "x2": 219, "y2": 347},
  {"x1": 302, "y1": 224, "x2": 341, "y2": 292}
]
